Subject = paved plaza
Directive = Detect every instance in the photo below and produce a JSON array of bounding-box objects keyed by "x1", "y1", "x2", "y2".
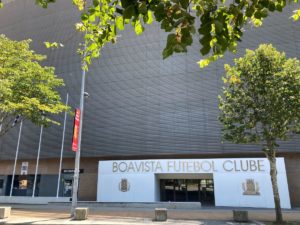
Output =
[{"x1": 1, "y1": 204, "x2": 300, "y2": 225}]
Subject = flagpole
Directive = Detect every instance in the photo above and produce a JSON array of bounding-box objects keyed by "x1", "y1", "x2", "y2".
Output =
[
  {"x1": 9, "y1": 120, "x2": 23, "y2": 197},
  {"x1": 32, "y1": 125, "x2": 43, "y2": 197},
  {"x1": 56, "y1": 93, "x2": 69, "y2": 198}
]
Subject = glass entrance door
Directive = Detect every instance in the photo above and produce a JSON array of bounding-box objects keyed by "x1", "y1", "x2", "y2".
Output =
[
  {"x1": 160, "y1": 179, "x2": 214, "y2": 205},
  {"x1": 187, "y1": 179, "x2": 200, "y2": 201},
  {"x1": 199, "y1": 179, "x2": 214, "y2": 205}
]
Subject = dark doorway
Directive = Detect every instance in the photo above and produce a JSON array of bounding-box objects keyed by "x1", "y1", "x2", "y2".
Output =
[
  {"x1": 63, "y1": 179, "x2": 73, "y2": 197},
  {"x1": 160, "y1": 179, "x2": 214, "y2": 206}
]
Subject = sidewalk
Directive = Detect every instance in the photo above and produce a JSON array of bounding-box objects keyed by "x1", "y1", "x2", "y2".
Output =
[{"x1": 1, "y1": 205, "x2": 300, "y2": 224}]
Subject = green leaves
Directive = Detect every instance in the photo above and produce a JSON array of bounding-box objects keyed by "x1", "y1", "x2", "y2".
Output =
[
  {"x1": 219, "y1": 45, "x2": 300, "y2": 220},
  {"x1": 198, "y1": 58, "x2": 210, "y2": 68},
  {"x1": 74, "y1": 0, "x2": 120, "y2": 69},
  {"x1": 138, "y1": 2, "x2": 147, "y2": 14},
  {"x1": 116, "y1": 16, "x2": 125, "y2": 30},
  {"x1": 0, "y1": 35, "x2": 68, "y2": 136},
  {"x1": 134, "y1": 19, "x2": 144, "y2": 35},
  {"x1": 44, "y1": 41, "x2": 64, "y2": 49},
  {"x1": 292, "y1": 9, "x2": 300, "y2": 21},
  {"x1": 73, "y1": 0, "x2": 85, "y2": 10},
  {"x1": 219, "y1": 44, "x2": 300, "y2": 148},
  {"x1": 254, "y1": 8, "x2": 268, "y2": 19},
  {"x1": 179, "y1": 0, "x2": 189, "y2": 9},
  {"x1": 198, "y1": 55, "x2": 220, "y2": 68},
  {"x1": 163, "y1": 34, "x2": 177, "y2": 59},
  {"x1": 123, "y1": 5, "x2": 135, "y2": 19},
  {"x1": 144, "y1": 11, "x2": 153, "y2": 24},
  {"x1": 27, "y1": 0, "x2": 298, "y2": 70},
  {"x1": 35, "y1": 0, "x2": 55, "y2": 8}
]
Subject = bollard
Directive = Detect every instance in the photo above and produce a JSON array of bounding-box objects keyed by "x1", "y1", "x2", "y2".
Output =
[
  {"x1": 74, "y1": 207, "x2": 89, "y2": 220},
  {"x1": 233, "y1": 210, "x2": 248, "y2": 222},
  {"x1": 0, "y1": 207, "x2": 11, "y2": 219},
  {"x1": 155, "y1": 208, "x2": 167, "y2": 221}
]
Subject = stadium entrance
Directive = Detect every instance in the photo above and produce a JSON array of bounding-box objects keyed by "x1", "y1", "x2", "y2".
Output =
[
  {"x1": 160, "y1": 179, "x2": 214, "y2": 205},
  {"x1": 98, "y1": 158, "x2": 291, "y2": 209}
]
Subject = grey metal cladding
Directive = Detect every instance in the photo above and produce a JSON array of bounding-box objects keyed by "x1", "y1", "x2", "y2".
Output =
[{"x1": 0, "y1": 0, "x2": 299, "y2": 160}]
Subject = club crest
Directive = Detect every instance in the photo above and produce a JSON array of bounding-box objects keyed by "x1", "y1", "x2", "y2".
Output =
[
  {"x1": 242, "y1": 179, "x2": 260, "y2": 195},
  {"x1": 119, "y1": 178, "x2": 130, "y2": 192}
]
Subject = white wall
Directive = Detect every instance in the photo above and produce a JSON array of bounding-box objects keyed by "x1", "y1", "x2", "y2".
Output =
[
  {"x1": 213, "y1": 158, "x2": 291, "y2": 208},
  {"x1": 97, "y1": 173, "x2": 155, "y2": 202},
  {"x1": 97, "y1": 158, "x2": 291, "y2": 209}
]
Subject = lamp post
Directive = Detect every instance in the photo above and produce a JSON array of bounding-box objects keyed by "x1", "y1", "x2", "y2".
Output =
[{"x1": 70, "y1": 45, "x2": 87, "y2": 217}]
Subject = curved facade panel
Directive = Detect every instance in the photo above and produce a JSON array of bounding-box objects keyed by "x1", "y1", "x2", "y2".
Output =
[{"x1": 0, "y1": 0, "x2": 300, "y2": 160}]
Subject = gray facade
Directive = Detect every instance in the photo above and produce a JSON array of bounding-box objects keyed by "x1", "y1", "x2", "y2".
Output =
[{"x1": 0, "y1": 0, "x2": 300, "y2": 160}]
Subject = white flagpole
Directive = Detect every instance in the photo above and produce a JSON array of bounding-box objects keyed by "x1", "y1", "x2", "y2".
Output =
[
  {"x1": 56, "y1": 93, "x2": 69, "y2": 198},
  {"x1": 32, "y1": 125, "x2": 43, "y2": 197},
  {"x1": 9, "y1": 120, "x2": 23, "y2": 197}
]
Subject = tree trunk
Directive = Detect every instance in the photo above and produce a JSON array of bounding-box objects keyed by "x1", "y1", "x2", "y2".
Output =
[{"x1": 266, "y1": 151, "x2": 283, "y2": 223}]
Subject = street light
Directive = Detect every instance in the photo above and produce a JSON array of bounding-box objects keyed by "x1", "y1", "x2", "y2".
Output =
[
  {"x1": 84, "y1": 92, "x2": 90, "y2": 98},
  {"x1": 70, "y1": 45, "x2": 87, "y2": 217}
]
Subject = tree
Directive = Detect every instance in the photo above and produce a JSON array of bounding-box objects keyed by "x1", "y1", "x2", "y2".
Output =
[
  {"x1": 219, "y1": 44, "x2": 300, "y2": 223},
  {"x1": 1, "y1": 0, "x2": 299, "y2": 69},
  {"x1": 0, "y1": 35, "x2": 68, "y2": 136}
]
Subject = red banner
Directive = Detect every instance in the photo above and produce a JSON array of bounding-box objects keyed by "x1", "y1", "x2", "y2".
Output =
[{"x1": 72, "y1": 108, "x2": 81, "y2": 152}]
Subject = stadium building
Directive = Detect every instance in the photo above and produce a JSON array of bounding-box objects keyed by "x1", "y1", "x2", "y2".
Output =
[{"x1": 0, "y1": 0, "x2": 299, "y2": 208}]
